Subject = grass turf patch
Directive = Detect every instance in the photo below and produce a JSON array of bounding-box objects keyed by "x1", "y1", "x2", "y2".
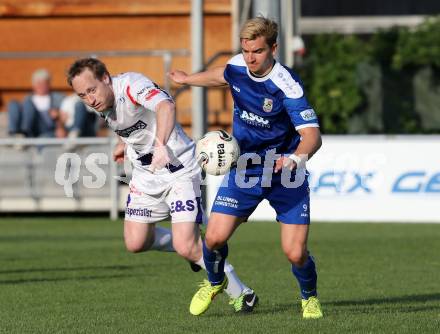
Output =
[{"x1": 0, "y1": 218, "x2": 439, "y2": 333}]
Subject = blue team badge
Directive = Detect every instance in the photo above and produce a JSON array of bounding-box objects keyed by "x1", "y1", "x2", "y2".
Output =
[{"x1": 263, "y1": 98, "x2": 273, "y2": 112}]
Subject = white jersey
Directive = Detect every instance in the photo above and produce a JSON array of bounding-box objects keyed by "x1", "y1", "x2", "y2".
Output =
[{"x1": 101, "y1": 72, "x2": 200, "y2": 194}]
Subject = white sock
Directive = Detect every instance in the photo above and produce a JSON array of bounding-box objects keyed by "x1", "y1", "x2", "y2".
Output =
[
  {"x1": 224, "y1": 261, "x2": 249, "y2": 298},
  {"x1": 150, "y1": 226, "x2": 174, "y2": 252},
  {"x1": 195, "y1": 257, "x2": 206, "y2": 270}
]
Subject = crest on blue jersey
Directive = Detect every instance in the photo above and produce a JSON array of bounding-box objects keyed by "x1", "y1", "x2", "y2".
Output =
[{"x1": 262, "y1": 98, "x2": 273, "y2": 112}]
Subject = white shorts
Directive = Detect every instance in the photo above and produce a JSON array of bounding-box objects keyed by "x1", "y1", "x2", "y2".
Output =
[{"x1": 125, "y1": 178, "x2": 205, "y2": 224}]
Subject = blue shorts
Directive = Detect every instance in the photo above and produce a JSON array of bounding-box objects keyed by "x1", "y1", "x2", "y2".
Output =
[{"x1": 211, "y1": 168, "x2": 310, "y2": 224}]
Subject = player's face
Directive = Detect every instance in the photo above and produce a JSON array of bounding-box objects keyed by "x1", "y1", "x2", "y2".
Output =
[
  {"x1": 71, "y1": 68, "x2": 114, "y2": 112},
  {"x1": 241, "y1": 36, "x2": 277, "y2": 76}
]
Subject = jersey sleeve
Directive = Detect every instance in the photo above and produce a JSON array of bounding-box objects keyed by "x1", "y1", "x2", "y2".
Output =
[
  {"x1": 271, "y1": 66, "x2": 320, "y2": 130},
  {"x1": 128, "y1": 75, "x2": 173, "y2": 111},
  {"x1": 283, "y1": 96, "x2": 320, "y2": 130}
]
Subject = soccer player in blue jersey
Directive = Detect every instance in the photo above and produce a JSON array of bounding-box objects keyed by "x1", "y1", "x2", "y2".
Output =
[{"x1": 169, "y1": 17, "x2": 323, "y2": 319}]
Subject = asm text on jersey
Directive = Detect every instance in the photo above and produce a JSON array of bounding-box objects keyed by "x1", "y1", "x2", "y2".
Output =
[{"x1": 240, "y1": 110, "x2": 270, "y2": 128}]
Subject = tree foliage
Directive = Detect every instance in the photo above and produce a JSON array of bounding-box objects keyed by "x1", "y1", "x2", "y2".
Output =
[
  {"x1": 393, "y1": 16, "x2": 440, "y2": 70},
  {"x1": 300, "y1": 35, "x2": 368, "y2": 134},
  {"x1": 300, "y1": 16, "x2": 440, "y2": 134}
]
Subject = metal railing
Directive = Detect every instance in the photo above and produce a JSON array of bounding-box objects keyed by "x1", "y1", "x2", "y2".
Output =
[
  {"x1": 0, "y1": 136, "x2": 121, "y2": 220},
  {"x1": 0, "y1": 49, "x2": 190, "y2": 92}
]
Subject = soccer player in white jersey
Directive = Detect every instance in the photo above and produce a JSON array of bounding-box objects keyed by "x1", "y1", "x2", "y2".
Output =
[
  {"x1": 169, "y1": 17, "x2": 323, "y2": 318},
  {"x1": 66, "y1": 58, "x2": 258, "y2": 313}
]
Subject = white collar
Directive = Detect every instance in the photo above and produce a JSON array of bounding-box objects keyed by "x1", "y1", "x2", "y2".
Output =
[{"x1": 246, "y1": 61, "x2": 279, "y2": 82}]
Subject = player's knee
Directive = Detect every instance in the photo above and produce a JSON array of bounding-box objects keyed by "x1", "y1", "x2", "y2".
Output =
[
  {"x1": 125, "y1": 238, "x2": 152, "y2": 253},
  {"x1": 284, "y1": 248, "x2": 308, "y2": 266},
  {"x1": 125, "y1": 245, "x2": 142, "y2": 253},
  {"x1": 205, "y1": 232, "x2": 227, "y2": 250},
  {"x1": 125, "y1": 242, "x2": 143, "y2": 253}
]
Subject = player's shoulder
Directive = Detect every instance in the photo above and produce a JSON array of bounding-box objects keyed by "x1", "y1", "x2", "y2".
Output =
[
  {"x1": 113, "y1": 72, "x2": 155, "y2": 97},
  {"x1": 270, "y1": 63, "x2": 304, "y2": 99},
  {"x1": 225, "y1": 54, "x2": 247, "y2": 82},
  {"x1": 226, "y1": 53, "x2": 246, "y2": 67},
  {"x1": 114, "y1": 72, "x2": 153, "y2": 86}
]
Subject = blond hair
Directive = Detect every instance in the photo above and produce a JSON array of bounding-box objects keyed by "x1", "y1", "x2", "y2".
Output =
[{"x1": 239, "y1": 17, "x2": 278, "y2": 47}]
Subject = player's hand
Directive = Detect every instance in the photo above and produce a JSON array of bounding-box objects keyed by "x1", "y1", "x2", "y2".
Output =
[
  {"x1": 113, "y1": 142, "x2": 125, "y2": 164},
  {"x1": 149, "y1": 145, "x2": 171, "y2": 172},
  {"x1": 168, "y1": 70, "x2": 188, "y2": 85},
  {"x1": 274, "y1": 156, "x2": 297, "y2": 173}
]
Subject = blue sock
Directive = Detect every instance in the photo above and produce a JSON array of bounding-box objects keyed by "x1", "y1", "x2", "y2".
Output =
[
  {"x1": 291, "y1": 255, "x2": 318, "y2": 299},
  {"x1": 202, "y1": 239, "x2": 228, "y2": 285}
]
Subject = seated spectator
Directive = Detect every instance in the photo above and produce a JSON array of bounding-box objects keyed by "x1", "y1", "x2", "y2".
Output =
[
  {"x1": 8, "y1": 69, "x2": 64, "y2": 138},
  {"x1": 59, "y1": 94, "x2": 97, "y2": 138}
]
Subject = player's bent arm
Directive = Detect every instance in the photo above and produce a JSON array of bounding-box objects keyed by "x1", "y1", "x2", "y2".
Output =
[
  {"x1": 113, "y1": 137, "x2": 126, "y2": 163},
  {"x1": 275, "y1": 127, "x2": 322, "y2": 172},
  {"x1": 155, "y1": 99, "x2": 176, "y2": 146},
  {"x1": 295, "y1": 127, "x2": 322, "y2": 160},
  {"x1": 168, "y1": 66, "x2": 227, "y2": 87},
  {"x1": 149, "y1": 99, "x2": 176, "y2": 171}
]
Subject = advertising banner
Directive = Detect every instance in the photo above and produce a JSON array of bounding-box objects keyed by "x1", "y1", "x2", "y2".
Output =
[{"x1": 206, "y1": 136, "x2": 440, "y2": 223}]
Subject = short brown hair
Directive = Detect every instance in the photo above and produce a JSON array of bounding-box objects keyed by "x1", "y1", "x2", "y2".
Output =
[
  {"x1": 240, "y1": 17, "x2": 278, "y2": 47},
  {"x1": 67, "y1": 58, "x2": 111, "y2": 86}
]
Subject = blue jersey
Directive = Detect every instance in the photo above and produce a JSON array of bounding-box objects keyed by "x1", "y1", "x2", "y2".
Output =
[{"x1": 224, "y1": 54, "x2": 319, "y2": 172}]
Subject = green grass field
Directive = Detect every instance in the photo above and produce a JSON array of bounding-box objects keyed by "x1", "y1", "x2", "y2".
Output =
[{"x1": 0, "y1": 218, "x2": 439, "y2": 333}]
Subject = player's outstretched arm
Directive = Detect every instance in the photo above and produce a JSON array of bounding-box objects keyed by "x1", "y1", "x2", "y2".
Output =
[{"x1": 168, "y1": 66, "x2": 227, "y2": 87}]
